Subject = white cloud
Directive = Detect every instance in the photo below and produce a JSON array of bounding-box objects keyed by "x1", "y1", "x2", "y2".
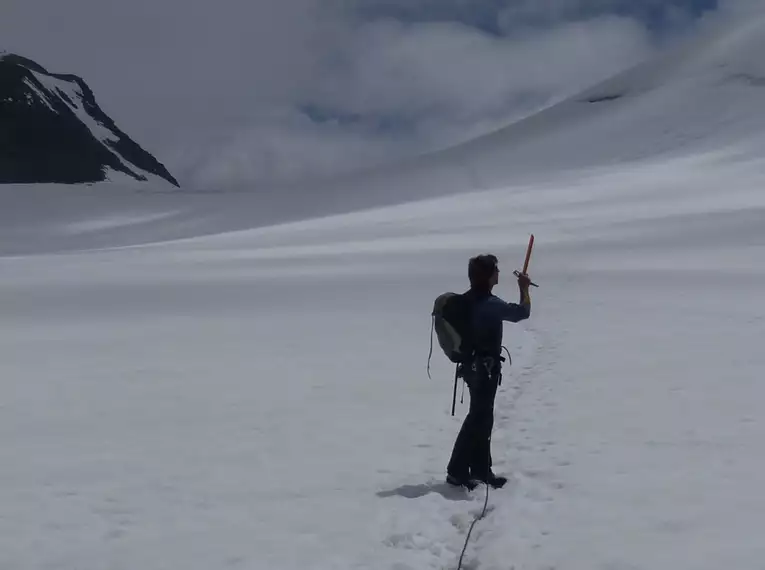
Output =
[
  {"x1": 162, "y1": 14, "x2": 654, "y2": 186},
  {"x1": 248, "y1": 15, "x2": 653, "y2": 178},
  {"x1": 315, "y1": 16, "x2": 651, "y2": 122},
  {"x1": 170, "y1": 110, "x2": 409, "y2": 187},
  {"x1": 715, "y1": 0, "x2": 761, "y2": 19}
]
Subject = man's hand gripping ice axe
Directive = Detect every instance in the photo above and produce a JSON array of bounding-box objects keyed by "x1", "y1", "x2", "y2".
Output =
[{"x1": 513, "y1": 234, "x2": 539, "y2": 289}]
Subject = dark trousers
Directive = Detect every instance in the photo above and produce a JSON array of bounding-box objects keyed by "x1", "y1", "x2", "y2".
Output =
[{"x1": 447, "y1": 360, "x2": 500, "y2": 479}]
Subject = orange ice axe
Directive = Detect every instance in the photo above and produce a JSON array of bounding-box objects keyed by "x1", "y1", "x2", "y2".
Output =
[{"x1": 513, "y1": 234, "x2": 539, "y2": 287}]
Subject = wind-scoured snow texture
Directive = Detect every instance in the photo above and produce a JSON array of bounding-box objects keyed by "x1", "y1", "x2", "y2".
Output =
[
  {"x1": 0, "y1": 54, "x2": 179, "y2": 186},
  {"x1": 1, "y1": 152, "x2": 764, "y2": 570}
]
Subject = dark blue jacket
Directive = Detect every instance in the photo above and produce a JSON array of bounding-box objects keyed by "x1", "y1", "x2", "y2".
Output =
[{"x1": 467, "y1": 290, "x2": 530, "y2": 358}]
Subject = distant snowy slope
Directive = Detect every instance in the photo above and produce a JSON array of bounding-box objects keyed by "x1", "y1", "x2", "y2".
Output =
[
  {"x1": 305, "y1": 14, "x2": 765, "y2": 208},
  {"x1": 0, "y1": 54, "x2": 179, "y2": 187},
  {"x1": 448, "y1": 14, "x2": 765, "y2": 168}
]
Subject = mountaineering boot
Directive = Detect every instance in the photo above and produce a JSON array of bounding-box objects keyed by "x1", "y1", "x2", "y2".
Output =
[
  {"x1": 446, "y1": 473, "x2": 480, "y2": 491},
  {"x1": 475, "y1": 472, "x2": 508, "y2": 489}
]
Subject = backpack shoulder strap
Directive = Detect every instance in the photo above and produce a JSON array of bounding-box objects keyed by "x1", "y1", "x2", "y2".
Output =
[{"x1": 427, "y1": 314, "x2": 435, "y2": 379}]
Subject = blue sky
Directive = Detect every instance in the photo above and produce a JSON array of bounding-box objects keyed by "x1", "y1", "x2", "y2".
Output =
[{"x1": 0, "y1": 0, "x2": 741, "y2": 185}]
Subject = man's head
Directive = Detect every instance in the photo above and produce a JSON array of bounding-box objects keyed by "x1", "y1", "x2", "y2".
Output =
[{"x1": 468, "y1": 253, "x2": 500, "y2": 293}]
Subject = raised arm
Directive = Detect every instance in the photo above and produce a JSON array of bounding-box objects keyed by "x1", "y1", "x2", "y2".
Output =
[{"x1": 489, "y1": 273, "x2": 532, "y2": 322}]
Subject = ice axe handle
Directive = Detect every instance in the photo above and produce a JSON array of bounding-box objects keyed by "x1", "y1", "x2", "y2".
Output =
[
  {"x1": 522, "y1": 234, "x2": 534, "y2": 274},
  {"x1": 513, "y1": 270, "x2": 539, "y2": 288},
  {"x1": 515, "y1": 234, "x2": 538, "y2": 287}
]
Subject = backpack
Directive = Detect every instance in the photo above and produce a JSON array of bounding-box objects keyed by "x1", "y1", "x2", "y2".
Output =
[
  {"x1": 428, "y1": 292, "x2": 476, "y2": 416},
  {"x1": 428, "y1": 291, "x2": 513, "y2": 416},
  {"x1": 428, "y1": 292, "x2": 474, "y2": 375}
]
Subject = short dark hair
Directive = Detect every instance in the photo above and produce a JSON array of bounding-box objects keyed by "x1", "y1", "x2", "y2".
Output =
[{"x1": 468, "y1": 254, "x2": 498, "y2": 291}]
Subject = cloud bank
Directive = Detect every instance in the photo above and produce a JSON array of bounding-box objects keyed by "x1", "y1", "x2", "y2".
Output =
[{"x1": 1, "y1": 0, "x2": 731, "y2": 186}]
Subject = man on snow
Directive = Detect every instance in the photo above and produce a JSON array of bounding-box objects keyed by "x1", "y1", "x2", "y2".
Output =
[{"x1": 446, "y1": 253, "x2": 532, "y2": 490}]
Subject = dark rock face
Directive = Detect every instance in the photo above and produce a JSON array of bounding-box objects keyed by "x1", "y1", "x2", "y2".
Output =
[
  {"x1": 585, "y1": 94, "x2": 623, "y2": 103},
  {"x1": 0, "y1": 53, "x2": 179, "y2": 186}
]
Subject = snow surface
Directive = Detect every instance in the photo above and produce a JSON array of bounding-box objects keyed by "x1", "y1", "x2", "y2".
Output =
[{"x1": 2, "y1": 14, "x2": 765, "y2": 570}]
